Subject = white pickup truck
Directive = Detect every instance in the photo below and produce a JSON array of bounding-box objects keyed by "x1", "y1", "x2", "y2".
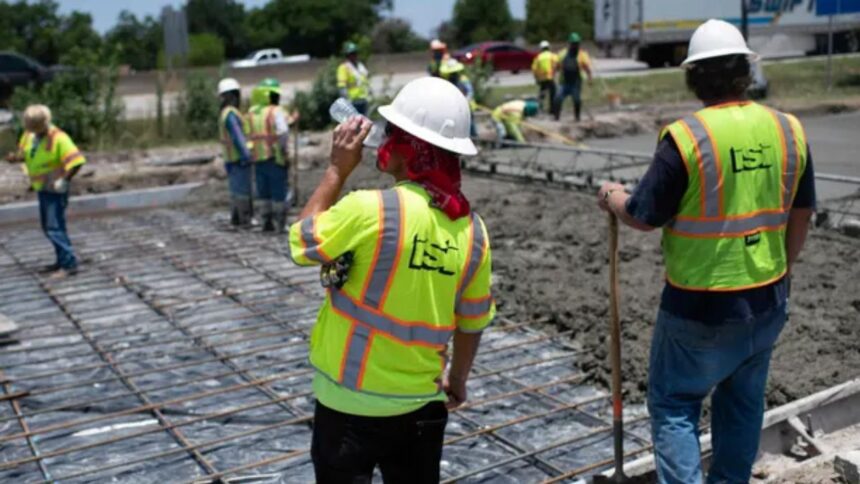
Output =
[{"x1": 230, "y1": 49, "x2": 311, "y2": 69}]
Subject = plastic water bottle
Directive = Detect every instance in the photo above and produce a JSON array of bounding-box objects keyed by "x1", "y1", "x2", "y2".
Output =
[{"x1": 328, "y1": 98, "x2": 384, "y2": 148}]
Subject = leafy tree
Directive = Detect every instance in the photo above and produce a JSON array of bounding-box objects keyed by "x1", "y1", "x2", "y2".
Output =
[
  {"x1": 175, "y1": 73, "x2": 219, "y2": 140},
  {"x1": 188, "y1": 33, "x2": 225, "y2": 67},
  {"x1": 0, "y1": 0, "x2": 101, "y2": 65},
  {"x1": 370, "y1": 18, "x2": 426, "y2": 53},
  {"x1": 524, "y1": 0, "x2": 593, "y2": 44},
  {"x1": 185, "y1": 0, "x2": 248, "y2": 59},
  {"x1": 291, "y1": 58, "x2": 340, "y2": 130},
  {"x1": 243, "y1": 0, "x2": 392, "y2": 58},
  {"x1": 104, "y1": 11, "x2": 162, "y2": 71},
  {"x1": 450, "y1": 0, "x2": 515, "y2": 47}
]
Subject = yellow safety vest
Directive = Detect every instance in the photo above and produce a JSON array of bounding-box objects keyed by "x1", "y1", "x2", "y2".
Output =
[
  {"x1": 247, "y1": 104, "x2": 286, "y2": 165},
  {"x1": 18, "y1": 126, "x2": 86, "y2": 192},
  {"x1": 336, "y1": 61, "x2": 370, "y2": 101},
  {"x1": 289, "y1": 183, "x2": 495, "y2": 399},
  {"x1": 557, "y1": 48, "x2": 592, "y2": 82},
  {"x1": 660, "y1": 102, "x2": 808, "y2": 291},
  {"x1": 492, "y1": 100, "x2": 525, "y2": 123},
  {"x1": 219, "y1": 106, "x2": 250, "y2": 164},
  {"x1": 532, "y1": 51, "x2": 559, "y2": 82}
]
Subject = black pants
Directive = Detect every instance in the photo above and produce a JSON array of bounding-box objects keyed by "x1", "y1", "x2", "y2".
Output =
[
  {"x1": 537, "y1": 80, "x2": 556, "y2": 113},
  {"x1": 312, "y1": 400, "x2": 448, "y2": 484}
]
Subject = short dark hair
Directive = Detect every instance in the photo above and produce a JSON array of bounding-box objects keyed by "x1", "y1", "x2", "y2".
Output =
[{"x1": 685, "y1": 55, "x2": 751, "y2": 102}]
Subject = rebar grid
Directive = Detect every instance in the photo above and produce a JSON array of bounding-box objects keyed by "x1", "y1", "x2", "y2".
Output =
[{"x1": 0, "y1": 208, "x2": 650, "y2": 483}]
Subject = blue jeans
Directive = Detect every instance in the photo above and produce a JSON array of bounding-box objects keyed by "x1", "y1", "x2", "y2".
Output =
[
  {"x1": 648, "y1": 304, "x2": 788, "y2": 484},
  {"x1": 226, "y1": 162, "x2": 252, "y2": 197},
  {"x1": 554, "y1": 80, "x2": 582, "y2": 120},
  {"x1": 255, "y1": 159, "x2": 287, "y2": 202},
  {"x1": 38, "y1": 191, "x2": 77, "y2": 269}
]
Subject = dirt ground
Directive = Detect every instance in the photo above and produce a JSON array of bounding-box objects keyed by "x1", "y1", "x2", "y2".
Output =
[{"x1": 2, "y1": 111, "x2": 858, "y2": 409}]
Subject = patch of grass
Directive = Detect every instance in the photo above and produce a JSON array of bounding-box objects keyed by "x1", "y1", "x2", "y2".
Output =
[{"x1": 483, "y1": 55, "x2": 860, "y2": 109}]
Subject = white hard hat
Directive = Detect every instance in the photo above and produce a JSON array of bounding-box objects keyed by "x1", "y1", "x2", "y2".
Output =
[
  {"x1": 218, "y1": 78, "x2": 241, "y2": 95},
  {"x1": 430, "y1": 39, "x2": 447, "y2": 51},
  {"x1": 379, "y1": 77, "x2": 477, "y2": 156},
  {"x1": 539, "y1": 40, "x2": 550, "y2": 50},
  {"x1": 682, "y1": 19, "x2": 756, "y2": 65}
]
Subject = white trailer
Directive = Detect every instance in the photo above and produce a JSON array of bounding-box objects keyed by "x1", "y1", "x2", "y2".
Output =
[{"x1": 595, "y1": 0, "x2": 860, "y2": 67}]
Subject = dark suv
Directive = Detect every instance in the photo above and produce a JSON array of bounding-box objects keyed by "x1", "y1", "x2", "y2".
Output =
[{"x1": 0, "y1": 52, "x2": 56, "y2": 103}]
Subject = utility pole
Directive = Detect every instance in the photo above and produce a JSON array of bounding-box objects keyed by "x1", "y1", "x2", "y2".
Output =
[{"x1": 741, "y1": 0, "x2": 749, "y2": 40}]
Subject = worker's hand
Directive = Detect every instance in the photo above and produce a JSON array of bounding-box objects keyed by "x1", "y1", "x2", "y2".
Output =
[
  {"x1": 330, "y1": 116, "x2": 372, "y2": 178},
  {"x1": 443, "y1": 374, "x2": 468, "y2": 410},
  {"x1": 597, "y1": 182, "x2": 626, "y2": 212},
  {"x1": 288, "y1": 110, "x2": 301, "y2": 125}
]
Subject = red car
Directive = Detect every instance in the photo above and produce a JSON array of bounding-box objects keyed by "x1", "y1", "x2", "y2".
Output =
[{"x1": 452, "y1": 41, "x2": 537, "y2": 73}]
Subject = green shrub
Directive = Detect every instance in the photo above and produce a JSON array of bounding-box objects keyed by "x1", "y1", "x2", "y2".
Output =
[
  {"x1": 10, "y1": 46, "x2": 123, "y2": 149},
  {"x1": 292, "y1": 58, "x2": 341, "y2": 131},
  {"x1": 188, "y1": 33, "x2": 226, "y2": 67},
  {"x1": 175, "y1": 72, "x2": 219, "y2": 140}
]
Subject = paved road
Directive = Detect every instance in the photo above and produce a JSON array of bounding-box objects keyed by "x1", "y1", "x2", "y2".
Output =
[{"x1": 587, "y1": 111, "x2": 860, "y2": 201}]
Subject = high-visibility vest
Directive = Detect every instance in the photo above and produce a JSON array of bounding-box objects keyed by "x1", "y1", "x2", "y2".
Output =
[
  {"x1": 247, "y1": 104, "x2": 286, "y2": 165},
  {"x1": 219, "y1": 106, "x2": 249, "y2": 164},
  {"x1": 336, "y1": 61, "x2": 370, "y2": 101},
  {"x1": 428, "y1": 53, "x2": 452, "y2": 79},
  {"x1": 18, "y1": 126, "x2": 86, "y2": 192},
  {"x1": 660, "y1": 102, "x2": 808, "y2": 291},
  {"x1": 289, "y1": 183, "x2": 495, "y2": 398},
  {"x1": 492, "y1": 100, "x2": 525, "y2": 124},
  {"x1": 557, "y1": 48, "x2": 591, "y2": 82},
  {"x1": 532, "y1": 51, "x2": 558, "y2": 82}
]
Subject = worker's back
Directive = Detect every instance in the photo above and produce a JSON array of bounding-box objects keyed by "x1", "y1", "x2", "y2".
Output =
[
  {"x1": 291, "y1": 182, "x2": 493, "y2": 397},
  {"x1": 660, "y1": 101, "x2": 807, "y2": 290}
]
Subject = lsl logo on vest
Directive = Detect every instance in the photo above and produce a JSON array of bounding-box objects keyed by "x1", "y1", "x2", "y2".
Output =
[
  {"x1": 409, "y1": 235, "x2": 459, "y2": 276},
  {"x1": 731, "y1": 143, "x2": 774, "y2": 173}
]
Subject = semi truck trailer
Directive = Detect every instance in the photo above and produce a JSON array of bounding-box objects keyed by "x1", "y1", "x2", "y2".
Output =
[{"x1": 595, "y1": 0, "x2": 860, "y2": 67}]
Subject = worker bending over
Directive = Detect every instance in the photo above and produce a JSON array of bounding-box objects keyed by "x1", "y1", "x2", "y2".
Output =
[
  {"x1": 248, "y1": 78, "x2": 293, "y2": 233},
  {"x1": 289, "y1": 77, "x2": 494, "y2": 483},
  {"x1": 5, "y1": 105, "x2": 86, "y2": 278},
  {"x1": 217, "y1": 78, "x2": 254, "y2": 228},
  {"x1": 427, "y1": 39, "x2": 451, "y2": 78},
  {"x1": 553, "y1": 32, "x2": 592, "y2": 122},
  {"x1": 492, "y1": 99, "x2": 539, "y2": 143},
  {"x1": 337, "y1": 42, "x2": 370, "y2": 116},
  {"x1": 597, "y1": 19, "x2": 815, "y2": 484},
  {"x1": 532, "y1": 40, "x2": 559, "y2": 113}
]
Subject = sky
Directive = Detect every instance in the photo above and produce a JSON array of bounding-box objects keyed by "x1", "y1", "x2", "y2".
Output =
[{"x1": 55, "y1": 0, "x2": 528, "y2": 37}]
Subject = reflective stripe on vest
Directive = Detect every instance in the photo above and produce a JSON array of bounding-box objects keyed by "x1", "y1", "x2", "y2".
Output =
[
  {"x1": 455, "y1": 212, "x2": 488, "y2": 318},
  {"x1": 219, "y1": 106, "x2": 243, "y2": 163},
  {"x1": 666, "y1": 110, "x2": 799, "y2": 236},
  {"x1": 299, "y1": 217, "x2": 331, "y2": 263},
  {"x1": 248, "y1": 107, "x2": 279, "y2": 161},
  {"x1": 330, "y1": 189, "x2": 485, "y2": 393}
]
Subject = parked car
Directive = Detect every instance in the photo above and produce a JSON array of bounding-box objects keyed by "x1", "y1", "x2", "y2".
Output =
[
  {"x1": 452, "y1": 42, "x2": 537, "y2": 73},
  {"x1": 0, "y1": 52, "x2": 57, "y2": 103},
  {"x1": 230, "y1": 48, "x2": 311, "y2": 69}
]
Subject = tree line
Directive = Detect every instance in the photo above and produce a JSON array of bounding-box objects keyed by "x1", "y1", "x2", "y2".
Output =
[{"x1": 0, "y1": 0, "x2": 593, "y2": 72}]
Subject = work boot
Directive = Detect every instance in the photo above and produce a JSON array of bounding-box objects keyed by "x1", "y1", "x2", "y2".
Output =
[
  {"x1": 272, "y1": 202, "x2": 287, "y2": 233},
  {"x1": 574, "y1": 101, "x2": 582, "y2": 122},
  {"x1": 260, "y1": 200, "x2": 274, "y2": 232},
  {"x1": 237, "y1": 196, "x2": 254, "y2": 228},
  {"x1": 229, "y1": 198, "x2": 241, "y2": 227}
]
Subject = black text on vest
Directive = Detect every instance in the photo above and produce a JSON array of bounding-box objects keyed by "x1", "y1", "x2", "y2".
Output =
[
  {"x1": 731, "y1": 143, "x2": 774, "y2": 173},
  {"x1": 408, "y1": 235, "x2": 459, "y2": 276}
]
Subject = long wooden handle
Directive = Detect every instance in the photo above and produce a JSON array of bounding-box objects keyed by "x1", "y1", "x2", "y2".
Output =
[{"x1": 608, "y1": 212, "x2": 625, "y2": 476}]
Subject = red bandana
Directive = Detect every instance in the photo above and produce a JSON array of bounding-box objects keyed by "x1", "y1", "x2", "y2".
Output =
[{"x1": 377, "y1": 125, "x2": 471, "y2": 220}]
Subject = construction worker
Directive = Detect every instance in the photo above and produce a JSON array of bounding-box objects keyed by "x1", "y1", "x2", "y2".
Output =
[
  {"x1": 532, "y1": 40, "x2": 559, "y2": 112},
  {"x1": 553, "y1": 32, "x2": 593, "y2": 122},
  {"x1": 439, "y1": 59, "x2": 478, "y2": 137},
  {"x1": 337, "y1": 42, "x2": 370, "y2": 116},
  {"x1": 491, "y1": 99, "x2": 540, "y2": 143},
  {"x1": 4, "y1": 105, "x2": 86, "y2": 278},
  {"x1": 247, "y1": 78, "x2": 293, "y2": 233},
  {"x1": 288, "y1": 77, "x2": 494, "y2": 482},
  {"x1": 597, "y1": 19, "x2": 815, "y2": 484},
  {"x1": 218, "y1": 78, "x2": 253, "y2": 228},
  {"x1": 427, "y1": 39, "x2": 451, "y2": 78}
]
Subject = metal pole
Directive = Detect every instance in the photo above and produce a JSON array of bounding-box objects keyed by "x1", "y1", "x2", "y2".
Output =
[
  {"x1": 741, "y1": 0, "x2": 750, "y2": 41},
  {"x1": 828, "y1": 14, "x2": 834, "y2": 90}
]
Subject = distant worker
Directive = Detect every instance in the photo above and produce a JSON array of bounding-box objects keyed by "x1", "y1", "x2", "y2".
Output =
[
  {"x1": 337, "y1": 42, "x2": 370, "y2": 116},
  {"x1": 4, "y1": 105, "x2": 86, "y2": 278},
  {"x1": 597, "y1": 19, "x2": 815, "y2": 484},
  {"x1": 554, "y1": 32, "x2": 593, "y2": 122},
  {"x1": 428, "y1": 39, "x2": 451, "y2": 78},
  {"x1": 531, "y1": 40, "x2": 559, "y2": 112},
  {"x1": 247, "y1": 78, "x2": 294, "y2": 233},
  {"x1": 491, "y1": 99, "x2": 539, "y2": 143},
  {"x1": 440, "y1": 59, "x2": 478, "y2": 137},
  {"x1": 289, "y1": 77, "x2": 494, "y2": 483},
  {"x1": 218, "y1": 78, "x2": 253, "y2": 228}
]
